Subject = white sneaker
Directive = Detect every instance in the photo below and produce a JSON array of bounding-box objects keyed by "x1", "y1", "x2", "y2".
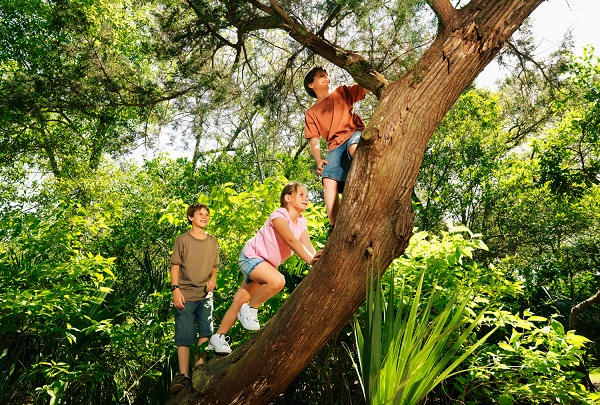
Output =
[
  {"x1": 207, "y1": 334, "x2": 232, "y2": 354},
  {"x1": 237, "y1": 303, "x2": 260, "y2": 330}
]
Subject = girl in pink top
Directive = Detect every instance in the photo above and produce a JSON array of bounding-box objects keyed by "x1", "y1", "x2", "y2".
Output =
[{"x1": 208, "y1": 182, "x2": 321, "y2": 354}]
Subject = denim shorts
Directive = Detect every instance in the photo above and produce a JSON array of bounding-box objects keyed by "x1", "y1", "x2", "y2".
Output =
[
  {"x1": 322, "y1": 131, "x2": 362, "y2": 185},
  {"x1": 174, "y1": 297, "x2": 213, "y2": 346},
  {"x1": 239, "y1": 251, "x2": 265, "y2": 284}
]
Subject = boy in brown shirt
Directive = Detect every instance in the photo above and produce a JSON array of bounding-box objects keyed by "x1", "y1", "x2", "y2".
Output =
[
  {"x1": 304, "y1": 66, "x2": 370, "y2": 232},
  {"x1": 168, "y1": 203, "x2": 219, "y2": 394}
]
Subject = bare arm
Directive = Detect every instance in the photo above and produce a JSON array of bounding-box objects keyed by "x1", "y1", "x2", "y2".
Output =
[
  {"x1": 309, "y1": 137, "x2": 328, "y2": 175},
  {"x1": 300, "y1": 229, "x2": 322, "y2": 265},
  {"x1": 272, "y1": 217, "x2": 316, "y2": 265},
  {"x1": 171, "y1": 264, "x2": 185, "y2": 309},
  {"x1": 299, "y1": 230, "x2": 316, "y2": 256},
  {"x1": 206, "y1": 267, "x2": 217, "y2": 292}
]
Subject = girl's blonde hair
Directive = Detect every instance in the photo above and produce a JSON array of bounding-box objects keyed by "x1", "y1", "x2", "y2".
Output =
[{"x1": 280, "y1": 182, "x2": 305, "y2": 208}]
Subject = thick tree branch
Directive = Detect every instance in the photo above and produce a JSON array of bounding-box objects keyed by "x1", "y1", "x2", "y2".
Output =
[
  {"x1": 261, "y1": 1, "x2": 388, "y2": 96},
  {"x1": 247, "y1": 0, "x2": 272, "y2": 15},
  {"x1": 427, "y1": 0, "x2": 457, "y2": 31},
  {"x1": 570, "y1": 288, "x2": 600, "y2": 331}
]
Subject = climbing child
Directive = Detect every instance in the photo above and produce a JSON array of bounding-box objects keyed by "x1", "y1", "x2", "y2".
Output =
[
  {"x1": 208, "y1": 182, "x2": 321, "y2": 354},
  {"x1": 303, "y1": 66, "x2": 370, "y2": 233}
]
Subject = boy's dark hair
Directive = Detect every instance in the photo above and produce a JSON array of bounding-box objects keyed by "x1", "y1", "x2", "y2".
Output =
[
  {"x1": 280, "y1": 182, "x2": 305, "y2": 208},
  {"x1": 187, "y1": 203, "x2": 209, "y2": 224},
  {"x1": 304, "y1": 66, "x2": 327, "y2": 99}
]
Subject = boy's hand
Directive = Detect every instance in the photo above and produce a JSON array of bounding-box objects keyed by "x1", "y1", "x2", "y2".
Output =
[
  {"x1": 206, "y1": 279, "x2": 216, "y2": 292},
  {"x1": 316, "y1": 159, "x2": 328, "y2": 175},
  {"x1": 173, "y1": 289, "x2": 185, "y2": 309}
]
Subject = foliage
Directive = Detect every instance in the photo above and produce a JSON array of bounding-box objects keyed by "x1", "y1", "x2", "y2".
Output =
[
  {"x1": 458, "y1": 312, "x2": 594, "y2": 404},
  {"x1": 352, "y1": 227, "x2": 597, "y2": 405},
  {"x1": 416, "y1": 49, "x2": 600, "y2": 367},
  {"x1": 0, "y1": 202, "x2": 120, "y2": 404},
  {"x1": 392, "y1": 224, "x2": 521, "y2": 307},
  {"x1": 0, "y1": 0, "x2": 174, "y2": 176},
  {"x1": 1, "y1": 0, "x2": 600, "y2": 401},
  {"x1": 415, "y1": 88, "x2": 510, "y2": 232},
  {"x1": 353, "y1": 265, "x2": 497, "y2": 405},
  {"x1": 536, "y1": 49, "x2": 600, "y2": 198}
]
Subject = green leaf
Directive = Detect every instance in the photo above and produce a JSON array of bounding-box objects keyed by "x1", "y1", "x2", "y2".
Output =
[{"x1": 498, "y1": 394, "x2": 514, "y2": 405}]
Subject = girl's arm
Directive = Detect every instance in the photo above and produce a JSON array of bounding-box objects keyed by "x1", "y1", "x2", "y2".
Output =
[
  {"x1": 299, "y1": 230, "x2": 316, "y2": 256},
  {"x1": 300, "y1": 230, "x2": 322, "y2": 266},
  {"x1": 272, "y1": 217, "x2": 315, "y2": 265}
]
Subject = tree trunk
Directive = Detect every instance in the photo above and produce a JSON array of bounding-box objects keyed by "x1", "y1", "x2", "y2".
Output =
[
  {"x1": 570, "y1": 288, "x2": 600, "y2": 332},
  {"x1": 170, "y1": 1, "x2": 544, "y2": 403}
]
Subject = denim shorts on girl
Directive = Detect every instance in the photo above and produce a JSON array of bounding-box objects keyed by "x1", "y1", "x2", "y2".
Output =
[
  {"x1": 239, "y1": 251, "x2": 266, "y2": 284},
  {"x1": 174, "y1": 297, "x2": 213, "y2": 346},
  {"x1": 322, "y1": 131, "x2": 362, "y2": 185}
]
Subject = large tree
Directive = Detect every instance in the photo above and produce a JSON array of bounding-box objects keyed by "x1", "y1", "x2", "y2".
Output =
[{"x1": 166, "y1": 0, "x2": 546, "y2": 403}]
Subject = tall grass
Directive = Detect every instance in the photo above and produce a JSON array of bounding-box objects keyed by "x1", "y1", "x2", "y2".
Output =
[{"x1": 353, "y1": 269, "x2": 497, "y2": 405}]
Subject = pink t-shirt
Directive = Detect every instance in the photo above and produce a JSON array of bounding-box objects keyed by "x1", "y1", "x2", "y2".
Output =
[{"x1": 243, "y1": 208, "x2": 308, "y2": 267}]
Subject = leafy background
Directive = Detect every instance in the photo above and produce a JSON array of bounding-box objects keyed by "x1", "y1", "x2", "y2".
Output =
[{"x1": 1, "y1": 0, "x2": 600, "y2": 403}]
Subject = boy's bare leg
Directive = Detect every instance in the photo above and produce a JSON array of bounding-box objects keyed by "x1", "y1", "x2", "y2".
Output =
[
  {"x1": 177, "y1": 346, "x2": 190, "y2": 376},
  {"x1": 322, "y1": 178, "x2": 340, "y2": 226},
  {"x1": 349, "y1": 143, "x2": 358, "y2": 158},
  {"x1": 195, "y1": 337, "x2": 208, "y2": 366}
]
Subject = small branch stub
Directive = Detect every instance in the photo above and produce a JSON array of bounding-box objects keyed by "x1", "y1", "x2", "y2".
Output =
[{"x1": 361, "y1": 127, "x2": 378, "y2": 142}]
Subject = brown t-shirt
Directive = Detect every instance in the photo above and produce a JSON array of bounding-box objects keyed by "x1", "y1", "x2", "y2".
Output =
[
  {"x1": 304, "y1": 84, "x2": 367, "y2": 150},
  {"x1": 170, "y1": 232, "x2": 219, "y2": 301}
]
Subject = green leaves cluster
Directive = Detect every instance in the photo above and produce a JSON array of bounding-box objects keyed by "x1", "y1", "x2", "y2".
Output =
[
  {"x1": 354, "y1": 266, "x2": 497, "y2": 405},
  {"x1": 462, "y1": 312, "x2": 595, "y2": 404},
  {"x1": 536, "y1": 49, "x2": 600, "y2": 198},
  {"x1": 0, "y1": 202, "x2": 120, "y2": 403},
  {"x1": 415, "y1": 50, "x2": 600, "y2": 369},
  {"x1": 353, "y1": 227, "x2": 596, "y2": 405}
]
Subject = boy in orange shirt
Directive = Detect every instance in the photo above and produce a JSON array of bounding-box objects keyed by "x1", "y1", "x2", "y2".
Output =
[{"x1": 304, "y1": 67, "x2": 370, "y2": 232}]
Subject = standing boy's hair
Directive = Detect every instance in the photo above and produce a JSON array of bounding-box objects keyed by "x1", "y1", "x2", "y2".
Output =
[
  {"x1": 187, "y1": 203, "x2": 210, "y2": 224},
  {"x1": 280, "y1": 182, "x2": 303, "y2": 208},
  {"x1": 303, "y1": 66, "x2": 327, "y2": 98}
]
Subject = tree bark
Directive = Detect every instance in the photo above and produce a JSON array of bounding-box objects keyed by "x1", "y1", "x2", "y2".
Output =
[{"x1": 170, "y1": 0, "x2": 544, "y2": 403}]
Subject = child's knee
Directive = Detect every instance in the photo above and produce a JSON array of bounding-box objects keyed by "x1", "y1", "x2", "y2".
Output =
[
  {"x1": 233, "y1": 289, "x2": 251, "y2": 305},
  {"x1": 349, "y1": 143, "x2": 357, "y2": 158},
  {"x1": 322, "y1": 179, "x2": 338, "y2": 194},
  {"x1": 273, "y1": 274, "x2": 286, "y2": 292}
]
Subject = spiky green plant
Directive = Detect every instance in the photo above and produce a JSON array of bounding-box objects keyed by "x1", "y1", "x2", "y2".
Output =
[{"x1": 353, "y1": 269, "x2": 497, "y2": 405}]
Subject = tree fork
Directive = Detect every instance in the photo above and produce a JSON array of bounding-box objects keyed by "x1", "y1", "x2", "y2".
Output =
[{"x1": 168, "y1": 1, "x2": 544, "y2": 403}]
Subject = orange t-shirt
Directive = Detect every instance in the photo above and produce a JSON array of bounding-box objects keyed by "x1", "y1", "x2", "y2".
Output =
[{"x1": 304, "y1": 84, "x2": 367, "y2": 150}]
